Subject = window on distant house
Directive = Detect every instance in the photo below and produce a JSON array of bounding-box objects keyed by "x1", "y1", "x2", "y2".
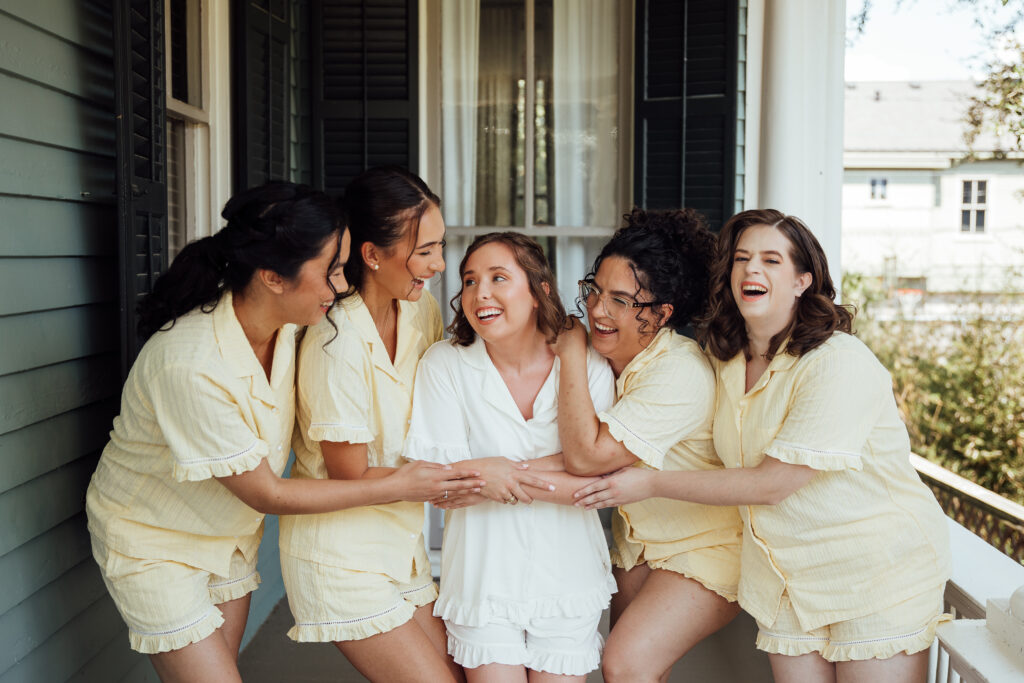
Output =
[
  {"x1": 870, "y1": 178, "x2": 887, "y2": 200},
  {"x1": 961, "y1": 180, "x2": 987, "y2": 233}
]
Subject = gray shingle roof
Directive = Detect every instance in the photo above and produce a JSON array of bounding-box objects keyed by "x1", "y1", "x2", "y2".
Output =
[{"x1": 844, "y1": 80, "x2": 1010, "y2": 153}]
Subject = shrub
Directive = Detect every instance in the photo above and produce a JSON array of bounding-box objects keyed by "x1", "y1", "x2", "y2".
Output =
[{"x1": 844, "y1": 273, "x2": 1024, "y2": 504}]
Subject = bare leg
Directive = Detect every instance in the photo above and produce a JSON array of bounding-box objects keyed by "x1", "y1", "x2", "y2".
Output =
[
  {"x1": 216, "y1": 594, "x2": 252, "y2": 659},
  {"x1": 602, "y1": 569, "x2": 740, "y2": 683},
  {"x1": 837, "y1": 650, "x2": 928, "y2": 683},
  {"x1": 412, "y1": 603, "x2": 465, "y2": 683},
  {"x1": 149, "y1": 630, "x2": 242, "y2": 683},
  {"x1": 528, "y1": 670, "x2": 585, "y2": 683},
  {"x1": 466, "y1": 664, "x2": 528, "y2": 683},
  {"x1": 769, "y1": 652, "x2": 837, "y2": 683},
  {"x1": 609, "y1": 563, "x2": 651, "y2": 629},
  {"x1": 335, "y1": 616, "x2": 460, "y2": 683}
]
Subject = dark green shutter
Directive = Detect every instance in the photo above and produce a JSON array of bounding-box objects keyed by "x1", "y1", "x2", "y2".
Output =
[
  {"x1": 114, "y1": 0, "x2": 168, "y2": 377},
  {"x1": 235, "y1": 1, "x2": 294, "y2": 190},
  {"x1": 311, "y1": 0, "x2": 419, "y2": 194},
  {"x1": 634, "y1": 0, "x2": 737, "y2": 228}
]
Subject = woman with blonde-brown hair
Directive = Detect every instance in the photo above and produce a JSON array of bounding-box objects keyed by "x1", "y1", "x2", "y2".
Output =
[
  {"x1": 407, "y1": 232, "x2": 618, "y2": 682},
  {"x1": 573, "y1": 209, "x2": 952, "y2": 683}
]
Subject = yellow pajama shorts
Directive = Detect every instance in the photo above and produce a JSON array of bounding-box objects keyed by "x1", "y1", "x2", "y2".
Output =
[
  {"x1": 280, "y1": 551, "x2": 438, "y2": 642},
  {"x1": 611, "y1": 542, "x2": 741, "y2": 603},
  {"x1": 91, "y1": 537, "x2": 260, "y2": 654},
  {"x1": 755, "y1": 584, "x2": 951, "y2": 662}
]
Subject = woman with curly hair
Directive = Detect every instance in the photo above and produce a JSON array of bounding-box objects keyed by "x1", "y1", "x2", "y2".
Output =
[
  {"x1": 573, "y1": 209, "x2": 951, "y2": 683},
  {"x1": 406, "y1": 232, "x2": 618, "y2": 682},
  {"x1": 549, "y1": 208, "x2": 743, "y2": 682}
]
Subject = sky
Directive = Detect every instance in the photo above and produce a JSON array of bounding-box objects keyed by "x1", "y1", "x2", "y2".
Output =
[{"x1": 844, "y1": 0, "x2": 1017, "y2": 81}]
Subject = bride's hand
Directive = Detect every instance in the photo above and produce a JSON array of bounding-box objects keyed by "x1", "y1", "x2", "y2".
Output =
[{"x1": 473, "y1": 457, "x2": 555, "y2": 505}]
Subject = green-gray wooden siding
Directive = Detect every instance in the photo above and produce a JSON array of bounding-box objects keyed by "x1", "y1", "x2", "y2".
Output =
[
  {"x1": 0, "y1": 0, "x2": 151, "y2": 679},
  {"x1": 0, "y1": 1, "x2": 288, "y2": 680}
]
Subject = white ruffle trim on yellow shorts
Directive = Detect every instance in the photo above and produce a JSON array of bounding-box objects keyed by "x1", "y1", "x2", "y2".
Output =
[
  {"x1": 755, "y1": 586, "x2": 951, "y2": 662},
  {"x1": 91, "y1": 538, "x2": 260, "y2": 654}
]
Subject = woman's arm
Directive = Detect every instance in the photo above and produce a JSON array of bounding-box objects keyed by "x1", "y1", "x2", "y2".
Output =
[
  {"x1": 322, "y1": 440, "x2": 397, "y2": 480},
  {"x1": 572, "y1": 455, "x2": 817, "y2": 509},
  {"x1": 216, "y1": 458, "x2": 484, "y2": 515},
  {"x1": 553, "y1": 321, "x2": 638, "y2": 476}
]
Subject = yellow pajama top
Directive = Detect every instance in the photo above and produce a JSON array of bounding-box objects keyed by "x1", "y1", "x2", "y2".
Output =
[
  {"x1": 279, "y1": 291, "x2": 443, "y2": 581},
  {"x1": 86, "y1": 291, "x2": 296, "y2": 577},
  {"x1": 712, "y1": 332, "x2": 952, "y2": 632},
  {"x1": 604, "y1": 329, "x2": 742, "y2": 596}
]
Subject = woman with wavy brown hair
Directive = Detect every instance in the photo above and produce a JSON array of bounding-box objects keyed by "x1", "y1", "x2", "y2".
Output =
[
  {"x1": 573, "y1": 209, "x2": 951, "y2": 683},
  {"x1": 405, "y1": 232, "x2": 617, "y2": 682}
]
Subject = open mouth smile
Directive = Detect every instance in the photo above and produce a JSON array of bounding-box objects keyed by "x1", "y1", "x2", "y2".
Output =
[
  {"x1": 475, "y1": 306, "x2": 503, "y2": 323},
  {"x1": 592, "y1": 320, "x2": 617, "y2": 336},
  {"x1": 740, "y1": 281, "x2": 768, "y2": 302}
]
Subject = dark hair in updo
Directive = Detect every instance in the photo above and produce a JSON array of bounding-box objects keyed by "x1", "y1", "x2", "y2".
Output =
[
  {"x1": 339, "y1": 166, "x2": 441, "y2": 295},
  {"x1": 585, "y1": 207, "x2": 716, "y2": 336},
  {"x1": 447, "y1": 232, "x2": 566, "y2": 347},
  {"x1": 699, "y1": 208, "x2": 854, "y2": 362},
  {"x1": 137, "y1": 182, "x2": 343, "y2": 340}
]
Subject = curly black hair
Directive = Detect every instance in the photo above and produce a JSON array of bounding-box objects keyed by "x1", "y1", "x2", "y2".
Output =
[{"x1": 585, "y1": 207, "x2": 716, "y2": 336}]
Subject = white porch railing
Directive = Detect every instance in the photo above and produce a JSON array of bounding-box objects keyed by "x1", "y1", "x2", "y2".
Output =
[{"x1": 929, "y1": 521, "x2": 1024, "y2": 682}]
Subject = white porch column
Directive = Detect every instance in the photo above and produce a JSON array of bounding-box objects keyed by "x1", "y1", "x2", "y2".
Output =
[{"x1": 757, "y1": 0, "x2": 846, "y2": 278}]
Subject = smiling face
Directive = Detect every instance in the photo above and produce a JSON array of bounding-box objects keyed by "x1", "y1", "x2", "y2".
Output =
[
  {"x1": 730, "y1": 224, "x2": 811, "y2": 338},
  {"x1": 460, "y1": 241, "x2": 540, "y2": 345},
  {"x1": 368, "y1": 203, "x2": 446, "y2": 301},
  {"x1": 284, "y1": 228, "x2": 351, "y2": 326},
  {"x1": 586, "y1": 255, "x2": 664, "y2": 374}
]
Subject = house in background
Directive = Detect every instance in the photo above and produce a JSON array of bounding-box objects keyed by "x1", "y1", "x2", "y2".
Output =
[
  {"x1": 8, "y1": 2, "x2": 1021, "y2": 682},
  {"x1": 842, "y1": 80, "x2": 1024, "y2": 316}
]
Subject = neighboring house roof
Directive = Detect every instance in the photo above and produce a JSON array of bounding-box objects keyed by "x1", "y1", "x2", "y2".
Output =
[{"x1": 845, "y1": 80, "x2": 1013, "y2": 156}]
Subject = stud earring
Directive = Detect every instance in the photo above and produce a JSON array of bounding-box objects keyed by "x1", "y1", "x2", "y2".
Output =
[{"x1": 372, "y1": 264, "x2": 380, "y2": 271}]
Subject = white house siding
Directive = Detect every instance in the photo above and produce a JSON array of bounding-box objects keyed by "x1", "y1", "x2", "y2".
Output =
[
  {"x1": 842, "y1": 81, "x2": 1024, "y2": 296},
  {"x1": 843, "y1": 163, "x2": 1024, "y2": 293}
]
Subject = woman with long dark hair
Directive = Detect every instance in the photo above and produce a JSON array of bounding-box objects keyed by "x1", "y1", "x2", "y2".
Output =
[
  {"x1": 573, "y1": 209, "x2": 951, "y2": 683},
  {"x1": 86, "y1": 182, "x2": 482, "y2": 683},
  {"x1": 280, "y1": 167, "x2": 492, "y2": 682},
  {"x1": 550, "y1": 208, "x2": 742, "y2": 682}
]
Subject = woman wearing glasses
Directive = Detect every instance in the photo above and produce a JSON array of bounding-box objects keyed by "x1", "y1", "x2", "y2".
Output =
[
  {"x1": 573, "y1": 210, "x2": 951, "y2": 683},
  {"x1": 406, "y1": 232, "x2": 617, "y2": 682},
  {"x1": 550, "y1": 208, "x2": 743, "y2": 683}
]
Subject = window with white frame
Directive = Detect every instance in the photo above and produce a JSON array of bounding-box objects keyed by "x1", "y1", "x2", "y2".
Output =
[
  {"x1": 437, "y1": 0, "x2": 627, "y2": 309},
  {"x1": 870, "y1": 177, "x2": 887, "y2": 200},
  {"x1": 960, "y1": 180, "x2": 987, "y2": 233},
  {"x1": 165, "y1": 0, "x2": 210, "y2": 259}
]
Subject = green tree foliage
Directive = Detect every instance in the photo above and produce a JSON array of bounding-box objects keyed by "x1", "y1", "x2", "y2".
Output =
[
  {"x1": 965, "y1": 37, "x2": 1024, "y2": 153},
  {"x1": 844, "y1": 273, "x2": 1024, "y2": 504}
]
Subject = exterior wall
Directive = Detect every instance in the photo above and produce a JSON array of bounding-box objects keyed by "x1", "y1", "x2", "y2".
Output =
[
  {"x1": 842, "y1": 160, "x2": 1024, "y2": 293},
  {"x1": 0, "y1": 1, "x2": 159, "y2": 681}
]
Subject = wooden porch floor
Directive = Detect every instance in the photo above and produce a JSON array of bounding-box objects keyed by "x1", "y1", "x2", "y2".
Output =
[{"x1": 237, "y1": 597, "x2": 768, "y2": 682}]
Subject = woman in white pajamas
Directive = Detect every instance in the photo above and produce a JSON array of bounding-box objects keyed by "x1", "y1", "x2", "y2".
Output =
[{"x1": 405, "y1": 232, "x2": 617, "y2": 682}]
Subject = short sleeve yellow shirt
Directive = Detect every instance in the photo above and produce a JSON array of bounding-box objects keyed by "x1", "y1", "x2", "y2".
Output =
[
  {"x1": 86, "y1": 291, "x2": 297, "y2": 577},
  {"x1": 602, "y1": 329, "x2": 742, "y2": 596},
  {"x1": 279, "y1": 291, "x2": 443, "y2": 581},
  {"x1": 712, "y1": 332, "x2": 951, "y2": 631}
]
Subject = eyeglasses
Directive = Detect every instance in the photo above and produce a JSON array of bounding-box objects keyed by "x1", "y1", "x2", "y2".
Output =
[{"x1": 578, "y1": 279, "x2": 658, "y2": 321}]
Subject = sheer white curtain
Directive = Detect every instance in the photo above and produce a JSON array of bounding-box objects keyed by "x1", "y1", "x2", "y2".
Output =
[
  {"x1": 441, "y1": 0, "x2": 480, "y2": 307},
  {"x1": 552, "y1": 0, "x2": 619, "y2": 306}
]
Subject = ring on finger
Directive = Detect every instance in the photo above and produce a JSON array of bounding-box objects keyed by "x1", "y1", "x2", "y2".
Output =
[
  {"x1": 443, "y1": 490, "x2": 448, "y2": 499},
  {"x1": 506, "y1": 494, "x2": 518, "y2": 505}
]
